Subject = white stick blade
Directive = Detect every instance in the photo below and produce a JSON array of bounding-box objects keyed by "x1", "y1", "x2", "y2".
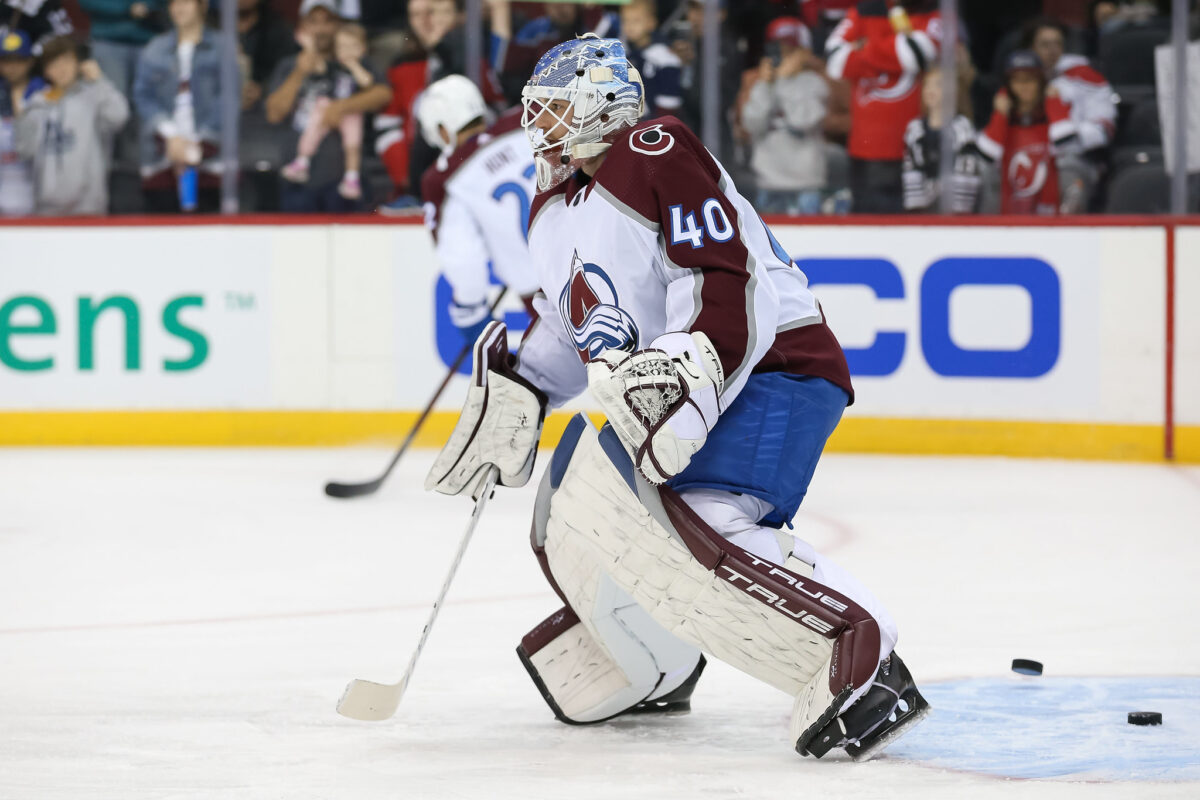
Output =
[{"x1": 336, "y1": 677, "x2": 406, "y2": 721}]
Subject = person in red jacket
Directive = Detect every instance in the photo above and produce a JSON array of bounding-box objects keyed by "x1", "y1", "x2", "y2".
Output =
[
  {"x1": 374, "y1": 0, "x2": 503, "y2": 214},
  {"x1": 976, "y1": 50, "x2": 1078, "y2": 216},
  {"x1": 824, "y1": 0, "x2": 942, "y2": 213}
]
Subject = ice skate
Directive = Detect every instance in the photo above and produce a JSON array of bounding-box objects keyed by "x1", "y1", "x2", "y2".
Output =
[
  {"x1": 797, "y1": 652, "x2": 929, "y2": 761},
  {"x1": 627, "y1": 656, "x2": 707, "y2": 716}
]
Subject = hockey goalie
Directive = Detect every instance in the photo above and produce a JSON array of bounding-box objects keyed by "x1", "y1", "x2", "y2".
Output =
[{"x1": 425, "y1": 34, "x2": 928, "y2": 760}]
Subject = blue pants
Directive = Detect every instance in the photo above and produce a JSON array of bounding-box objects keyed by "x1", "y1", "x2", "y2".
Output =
[{"x1": 668, "y1": 373, "x2": 848, "y2": 529}]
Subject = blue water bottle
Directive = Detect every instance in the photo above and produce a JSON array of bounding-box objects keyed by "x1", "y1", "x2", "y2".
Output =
[{"x1": 178, "y1": 166, "x2": 198, "y2": 212}]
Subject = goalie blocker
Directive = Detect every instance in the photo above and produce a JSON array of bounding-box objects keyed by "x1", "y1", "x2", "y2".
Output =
[{"x1": 516, "y1": 414, "x2": 928, "y2": 759}]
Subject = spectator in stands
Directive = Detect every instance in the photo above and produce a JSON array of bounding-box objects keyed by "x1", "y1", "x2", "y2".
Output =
[
  {"x1": 281, "y1": 21, "x2": 372, "y2": 201},
  {"x1": 237, "y1": 0, "x2": 298, "y2": 110},
  {"x1": 376, "y1": 0, "x2": 504, "y2": 213},
  {"x1": 1025, "y1": 17, "x2": 1115, "y2": 211},
  {"x1": 901, "y1": 64, "x2": 982, "y2": 213},
  {"x1": 265, "y1": 0, "x2": 390, "y2": 212},
  {"x1": 742, "y1": 16, "x2": 827, "y2": 214},
  {"x1": 825, "y1": 0, "x2": 942, "y2": 214},
  {"x1": 619, "y1": 0, "x2": 682, "y2": 119},
  {"x1": 16, "y1": 36, "x2": 129, "y2": 214},
  {"x1": 0, "y1": 0, "x2": 74, "y2": 55},
  {"x1": 491, "y1": 1, "x2": 617, "y2": 105},
  {"x1": 77, "y1": 0, "x2": 166, "y2": 106},
  {"x1": 133, "y1": 0, "x2": 226, "y2": 212},
  {"x1": 0, "y1": 30, "x2": 44, "y2": 216},
  {"x1": 1025, "y1": 17, "x2": 1115, "y2": 154},
  {"x1": 976, "y1": 50, "x2": 1077, "y2": 216}
]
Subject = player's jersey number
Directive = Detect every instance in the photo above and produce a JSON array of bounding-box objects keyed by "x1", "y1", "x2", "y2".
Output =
[
  {"x1": 668, "y1": 198, "x2": 734, "y2": 249},
  {"x1": 490, "y1": 164, "x2": 538, "y2": 240}
]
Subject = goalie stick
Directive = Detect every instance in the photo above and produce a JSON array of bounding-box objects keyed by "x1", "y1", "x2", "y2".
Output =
[
  {"x1": 324, "y1": 289, "x2": 510, "y2": 499},
  {"x1": 336, "y1": 467, "x2": 499, "y2": 721}
]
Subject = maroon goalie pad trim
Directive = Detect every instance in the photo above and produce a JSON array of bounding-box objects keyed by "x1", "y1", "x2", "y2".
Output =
[
  {"x1": 520, "y1": 605, "x2": 582, "y2": 656},
  {"x1": 529, "y1": 521, "x2": 572, "y2": 608},
  {"x1": 657, "y1": 487, "x2": 882, "y2": 696}
]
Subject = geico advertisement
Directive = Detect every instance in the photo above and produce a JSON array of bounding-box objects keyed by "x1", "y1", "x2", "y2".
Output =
[
  {"x1": 768, "y1": 226, "x2": 1162, "y2": 421},
  {"x1": 0, "y1": 228, "x2": 270, "y2": 408}
]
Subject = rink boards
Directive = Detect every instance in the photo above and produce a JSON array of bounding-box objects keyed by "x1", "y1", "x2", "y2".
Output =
[{"x1": 0, "y1": 215, "x2": 1195, "y2": 461}]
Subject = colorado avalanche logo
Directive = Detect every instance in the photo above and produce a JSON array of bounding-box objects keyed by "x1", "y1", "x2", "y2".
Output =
[{"x1": 557, "y1": 250, "x2": 639, "y2": 362}]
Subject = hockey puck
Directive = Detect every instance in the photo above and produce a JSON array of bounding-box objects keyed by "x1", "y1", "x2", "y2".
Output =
[
  {"x1": 1128, "y1": 712, "x2": 1162, "y2": 726},
  {"x1": 1011, "y1": 658, "x2": 1043, "y2": 676}
]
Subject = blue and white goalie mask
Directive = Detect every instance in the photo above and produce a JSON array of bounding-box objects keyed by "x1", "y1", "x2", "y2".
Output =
[{"x1": 521, "y1": 33, "x2": 645, "y2": 191}]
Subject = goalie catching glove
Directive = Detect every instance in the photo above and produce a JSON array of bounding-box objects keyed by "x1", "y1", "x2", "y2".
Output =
[
  {"x1": 426, "y1": 322, "x2": 548, "y2": 497},
  {"x1": 587, "y1": 331, "x2": 724, "y2": 485}
]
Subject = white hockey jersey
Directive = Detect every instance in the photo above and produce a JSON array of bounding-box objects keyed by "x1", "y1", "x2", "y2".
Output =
[
  {"x1": 516, "y1": 117, "x2": 852, "y2": 410},
  {"x1": 421, "y1": 108, "x2": 541, "y2": 306},
  {"x1": 1050, "y1": 54, "x2": 1116, "y2": 152}
]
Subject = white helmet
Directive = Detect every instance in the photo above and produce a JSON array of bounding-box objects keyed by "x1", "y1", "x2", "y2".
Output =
[
  {"x1": 417, "y1": 75, "x2": 488, "y2": 155},
  {"x1": 520, "y1": 34, "x2": 645, "y2": 191}
]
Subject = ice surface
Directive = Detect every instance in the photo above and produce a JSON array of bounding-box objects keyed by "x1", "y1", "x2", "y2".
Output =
[{"x1": 2, "y1": 448, "x2": 1199, "y2": 798}]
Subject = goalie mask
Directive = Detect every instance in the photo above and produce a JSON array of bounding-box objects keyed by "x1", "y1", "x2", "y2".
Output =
[{"x1": 520, "y1": 33, "x2": 645, "y2": 191}]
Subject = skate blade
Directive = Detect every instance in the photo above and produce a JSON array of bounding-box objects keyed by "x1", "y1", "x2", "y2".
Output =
[
  {"x1": 848, "y1": 703, "x2": 930, "y2": 762},
  {"x1": 626, "y1": 699, "x2": 692, "y2": 716}
]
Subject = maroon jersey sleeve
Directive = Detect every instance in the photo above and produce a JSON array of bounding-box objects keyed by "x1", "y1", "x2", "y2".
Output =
[{"x1": 594, "y1": 117, "x2": 771, "y2": 388}]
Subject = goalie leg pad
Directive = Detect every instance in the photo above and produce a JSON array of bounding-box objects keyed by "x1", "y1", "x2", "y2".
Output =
[
  {"x1": 518, "y1": 414, "x2": 706, "y2": 723},
  {"x1": 517, "y1": 598, "x2": 706, "y2": 724},
  {"x1": 539, "y1": 415, "x2": 884, "y2": 743}
]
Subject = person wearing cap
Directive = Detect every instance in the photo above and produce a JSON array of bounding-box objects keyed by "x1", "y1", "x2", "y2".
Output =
[
  {"x1": 975, "y1": 50, "x2": 1078, "y2": 216},
  {"x1": 741, "y1": 16, "x2": 827, "y2": 215},
  {"x1": 0, "y1": 30, "x2": 46, "y2": 215},
  {"x1": 15, "y1": 35, "x2": 130, "y2": 215},
  {"x1": 280, "y1": 21, "x2": 373, "y2": 200},
  {"x1": 265, "y1": 0, "x2": 390, "y2": 211}
]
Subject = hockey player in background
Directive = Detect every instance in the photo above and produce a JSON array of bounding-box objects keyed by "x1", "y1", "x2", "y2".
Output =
[
  {"x1": 425, "y1": 35, "x2": 928, "y2": 760},
  {"x1": 417, "y1": 75, "x2": 540, "y2": 344}
]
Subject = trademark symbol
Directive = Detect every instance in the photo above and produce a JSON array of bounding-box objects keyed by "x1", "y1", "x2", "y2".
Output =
[{"x1": 225, "y1": 292, "x2": 256, "y2": 311}]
